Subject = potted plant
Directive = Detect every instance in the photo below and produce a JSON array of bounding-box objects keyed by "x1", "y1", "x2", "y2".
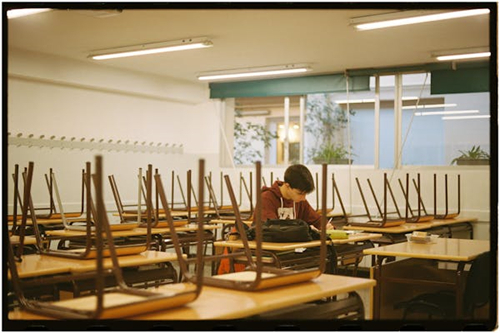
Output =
[
  {"x1": 305, "y1": 93, "x2": 355, "y2": 164},
  {"x1": 451, "y1": 145, "x2": 490, "y2": 166},
  {"x1": 233, "y1": 116, "x2": 278, "y2": 165},
  {"x1": 311, "y1": 143, "x2": 354, "y2": 165}
]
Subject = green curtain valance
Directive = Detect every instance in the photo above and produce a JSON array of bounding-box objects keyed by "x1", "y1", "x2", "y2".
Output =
[
  {"x1": 430, "y1": 65, "x2": 490, "y2": 94},
  {"x1": 346, "y1": 61, "x2": 491, "y2": 94},
  {"x1": 209, "y1": 74, "x2": 370, "y2": 99}
]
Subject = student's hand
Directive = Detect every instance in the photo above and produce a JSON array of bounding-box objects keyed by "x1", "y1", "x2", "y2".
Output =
[{"x1": 326, "y1": 223, "x2": 334, "y2": 230}]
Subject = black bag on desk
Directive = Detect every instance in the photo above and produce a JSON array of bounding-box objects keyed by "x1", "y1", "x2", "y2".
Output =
[{"x1": 246, "y1": 219, "x2": 313, "y2": 242}]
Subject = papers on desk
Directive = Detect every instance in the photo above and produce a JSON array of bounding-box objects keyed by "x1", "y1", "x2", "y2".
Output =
[{"x1": 405, "y1": 232, "x2": 439, "y2": 244}]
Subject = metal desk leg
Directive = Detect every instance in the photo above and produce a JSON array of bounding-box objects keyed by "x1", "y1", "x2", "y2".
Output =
[
  {"x1": 373, "y1": 255, "x2": 385, "y2": 319},
  {"x1": 455, "y1": 262, "x2": 466, "y2": 317}
]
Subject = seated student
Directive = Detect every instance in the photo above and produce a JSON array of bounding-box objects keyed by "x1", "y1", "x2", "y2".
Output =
[
  {"x1": 217, "y1": 164, "x2": 332, "y2": 275},
  {"x1": 259, "y1": 164, "x2": 333, "y2": 230}
]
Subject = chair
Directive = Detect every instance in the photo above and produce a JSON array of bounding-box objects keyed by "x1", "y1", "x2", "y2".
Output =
[
  {"x1": 108, "y1": 169, "x2": 187, "y2": 229},
  {"x1": 434, "y1": 174, "x2": 460, "y2": 219},
  {"x1": 394, "y1": 251, "x2": 490, "y2": 319},
  {"x1": 397, "y1": 173, "x2": 434, "y2": 223},
  {"x1": 204, "y1": 173, "x2": 253, "y2": 221},
  {"x1": 347, "y1": 173, "x2": 406, "y2": 228},
  {"x1": 8, "y1": 156, "x2": 204, "y2": 319}
]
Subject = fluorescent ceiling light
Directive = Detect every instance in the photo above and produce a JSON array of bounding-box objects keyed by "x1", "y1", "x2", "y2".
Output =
[
  {"x1": 90, "y1": 37, "x2": 213, "y2": 60},
  {"x1": 335, "y1": 99, "x2": 376, "y2": 104},
  {"x1": 416, "y1": 110, "x2": 479, "y2": 116},
  {"x1": 237, "y1": 110, "x2": 270, "y2": 116},
  {"x1": 436, "y1": 52, "x2": 490, "y2": 61},
  {"x1": 402, "y1": 103, "x2": 457, "y2": 109},
  {"x1": 442, "y1": 115, "x2": 490, "y2": 120},
  {"x1": 7, "y1": 8, "x2": 51, "y2": 19},
  {"x1": 335, "y1": 96, "x2": 417, "y2": 104},
  {"x1": 198, "y1": 66, "x2": 310, "y2": 81},
  {"x1": 352, "y1": 9, "x2": 489, "y2": 31}
]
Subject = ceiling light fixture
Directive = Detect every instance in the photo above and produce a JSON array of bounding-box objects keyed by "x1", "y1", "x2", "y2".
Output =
[
  {"x1": 402, "y1": 103, "x2": 457, "y2": 109},
  {"x1": 197, "y1": 65, "x2": 310, "y2": 81},
  {"x1": 415, "y1": 110, "x2": 479, "y2": 116},
  {"x1": 7, "y1": 8, "x2": 51, "y2": 19},
  {"x1": 90, "y1": 37, "x2": 213, "y2": 60},
  {"x1": 335, "y1": 96, "x2": 418, "y2": 104},
  {"x1": 442, "y1": 115, "x2": 490, "y2": 120},
  {"x1": 436, "y1": 52, "x2": 490, "y2": 61},
  {"x1": 351, "y1": 8, "x2": 489, "y2": 31},
  {"x1": 236, "y1": 110, "x2": 271, "y2": 116}
]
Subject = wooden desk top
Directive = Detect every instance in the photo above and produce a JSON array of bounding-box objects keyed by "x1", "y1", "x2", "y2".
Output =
[
  {"x1": 46, "y1": 228, "x2": 149, "y2": 238},
  {"x1": 69, "y1": 250, "x2": 181, "y2": 273},
  {"x1": 209, "y1": 219, "x2": 252, "y2": 225},
  {"x1": 9, "y1": 274, "x2": 375, "y2": 320},
  {"x1": 12, "y1": 250, "x2": 181, "y2": 279},
  {"x1": 364, "y1": 238, "x2": 489, "y2": 262},
  {"x1": 10, "y1": 235, "x2": 38, "y2": 245},
  {"x1": 8, "y1": 217, "x2": 87, "y2": 226},
  {"x1": 213, "y1": 233, "x2": 381, "y2": 251},
  {"x1": 115, "y1": 211, "x2": 190, "y2": 218},
  {"x1": 150, "y1": 224, "x2": 219, "y2": 234},
  {"x1": 343, "y1": 217, "x2": 477, "y2": 234},
  {"x1": 46, "y1": 224, "x2": 219, "y2": 238},
  {"x1": 12, "y1": 254, "x2": 73, "y2": 278}
]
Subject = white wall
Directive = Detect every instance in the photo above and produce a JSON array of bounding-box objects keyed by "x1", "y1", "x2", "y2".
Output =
[{"x1": 7, "y1": 49, "x2": 221, "y2": 214}]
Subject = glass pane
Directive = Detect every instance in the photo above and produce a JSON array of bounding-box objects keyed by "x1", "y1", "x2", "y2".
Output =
[
  {"x1": 233, "y1": 96, "x2": 301, "y2": 165},
  {"x1": 377, "y1": 75, "x2": 396, "y2": 169},
  {"x1": 401, "y1": 73, "x2": 490, "y2": 166},
  {"x1": 305, "y1": 90, "x2": 376, "y2": 166}
]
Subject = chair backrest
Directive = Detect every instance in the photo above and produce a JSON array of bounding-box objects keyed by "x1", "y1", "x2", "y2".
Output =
[{"x1": 463, "y1": 251, "x2": 490, "y2": 316}]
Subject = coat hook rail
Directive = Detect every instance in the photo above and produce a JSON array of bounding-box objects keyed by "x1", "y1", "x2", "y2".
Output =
[{"x1": 8, "y1": 132, "x2": 183, "y2": 154}]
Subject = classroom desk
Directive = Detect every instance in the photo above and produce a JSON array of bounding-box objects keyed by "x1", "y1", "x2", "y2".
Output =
[
  {"x1": 9, "y1": 273, "x2": 376, "y2": 320},
  {"x1": 363, "y1": 238, "x2": 489, "y2": 319},
  {"x1": 45, "y1": 224, "x2": 219, "y2": 239},
  {"x1": 343, "y1": 217, "x2": 477, "y2": 243},
  {"x1": 214, "y1": 232, "x2": 382, "y2": 250},
  {"x1": 8, "y1": 217, "x2": 87, "y2": 226},
  {"x1": 10, "y1": 235, "x2": 38, "y2": 246},
  {"x1": 12, "y1": 250, "x2": 181, "y2": 279},
  {"x1": 114, "y1": 211, "x2": 191, "y2": 219},
  {"x1": 214, "y1": 233, "x2": 381, "y2": 273}
]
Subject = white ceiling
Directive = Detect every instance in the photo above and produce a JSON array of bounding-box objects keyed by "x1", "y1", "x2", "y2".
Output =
[{"x1": 7, "y1": 6, "x2": 491, "y2": 86}]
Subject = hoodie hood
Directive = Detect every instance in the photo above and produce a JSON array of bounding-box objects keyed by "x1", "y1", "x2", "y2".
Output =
[{"x1": 262, "y1": 180, "x2": 286, "y2": 201}]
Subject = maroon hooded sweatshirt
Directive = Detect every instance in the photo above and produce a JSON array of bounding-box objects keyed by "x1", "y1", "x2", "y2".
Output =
[{"x1": 258, "y1": 180, "x2": 321, "y2": 229}]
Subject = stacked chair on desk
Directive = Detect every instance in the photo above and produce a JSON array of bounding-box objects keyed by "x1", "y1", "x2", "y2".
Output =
[
  {"x1": 159, "y1": 169, "x2": 218, "y2": 277},
  {"x1": 108, "y1": 168, "x2": 187, "y2": 229},
  {"x1": 110, "y1": 166, "x2": 215, "y2": 277},
  {"x1": 9, "y1": 164, "x2": 44, "y2": 256},
  {"x1": 397, "y1": 173, "x2": 434, "y2": 223},
  {"x1": 204, "y1": 172, "x2": 253, "y2": 221},
  {"x1": 317, "y1": 172, "x2": 375, "y2": 277},
  {"x1": 434, "y1": 174, "x2": 461, "y2": 219},
  {"x1": 47, "y1": 162, "x2": 144, "y2": 257},
  {"x1": 36, "y1": 168, "x2": 86, "y2": 220},
  {"x1": 7, "y1": 156, "x2": 205, "y2": 319},
  {"x1": 347, "y1": 173, "x2": 406, "y2": 228}
]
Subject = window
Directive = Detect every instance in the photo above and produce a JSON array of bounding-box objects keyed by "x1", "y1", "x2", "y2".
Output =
[
  {"x1": 400, "y1": 73, "x2": 490, "y2": 166},
  {"x1": 222, "y1": 71, "x2": 490, "y2": 168}
]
